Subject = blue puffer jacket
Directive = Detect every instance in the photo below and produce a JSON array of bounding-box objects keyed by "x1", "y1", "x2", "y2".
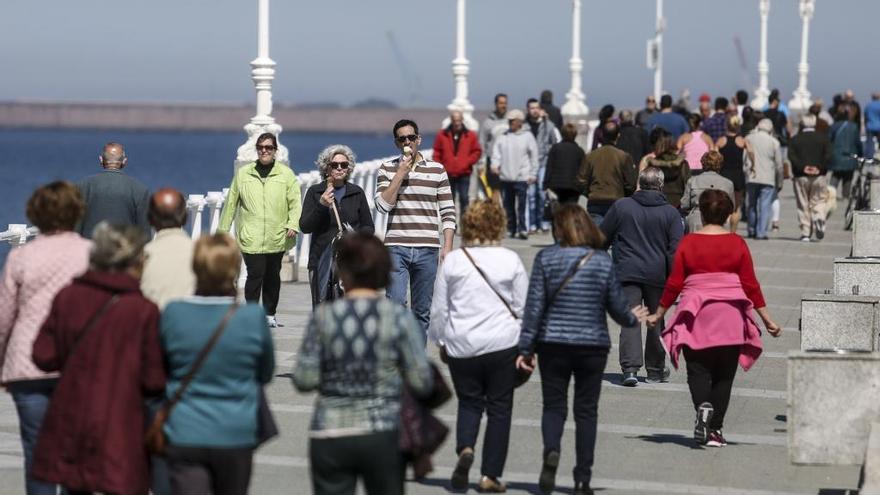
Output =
[{"x1": 519, "y1": 245, "x2": 637, "y2": 357}]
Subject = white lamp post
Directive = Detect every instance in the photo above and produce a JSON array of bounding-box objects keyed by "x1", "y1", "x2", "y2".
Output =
[
  {"x1": 789, "y1": 0, "x2": 815, "y2": 119},
  {"x1": 561, "y1": 0, "x2": 589, "y2": 128},
  {"x1": 652, "y1": 0, "x2": 665, "y2": 101},
  {"x1": 235, "y1": 0, "x2": 288, "y2": 169},
  {"x1": 445, "y1": 0, "x2": 478, "y2": 131},
  {"x1": 751, "y1": 0, "x2": 771, "y2": 109}
]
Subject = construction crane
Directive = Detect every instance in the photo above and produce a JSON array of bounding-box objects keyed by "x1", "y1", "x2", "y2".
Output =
[
  {"x1": 733, "y1": 36, "x2": 753, "y2": 93},
  {"x1": 385, "y1": 30, "x2": 423, "y2": 106}
]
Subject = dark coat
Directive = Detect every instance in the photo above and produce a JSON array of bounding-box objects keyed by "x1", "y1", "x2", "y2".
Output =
[
  {"x1": 600, "y1": 190, "x2": 684, "y2": 287},
  {"x1": 300, "y1": 182, "x2": 375, "y2": 270},
  {"x1": 32, "y1": 271, "x2": 165, "y2": 495},
  {"x1": 541, "y1": 102, "x2": 564, "y2": 130},
  {"x1": 578, "y1": 144, "x2": 637, "y2": 205},
  {"x1": 431, "y1": 128, "x2": 482, "y2": 178},
  {"x1": 77, "y1": 170, "x2": 151, "y2": 238},
  {"x1": 617, "y1": 124, "x2": 650, "y2": 165},
  {"x1": 829, "y1": 121, "x2": 863, "y2": 172},
  {"x1": 543, "y1": 140, "x2": 585, "y2": 191},
  {"x1": 646, "y1": 154, "x2": 691, "y2": 208},
  {"x1": 789, "y1": 129, "x2": 832, "y2": 177}
]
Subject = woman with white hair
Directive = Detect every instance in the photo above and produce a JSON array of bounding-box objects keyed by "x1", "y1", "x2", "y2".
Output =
[
  {"x1": 300, "y1": 144, "x2": 375, "y2": 306},
  {"x1": 744, "y1": 118, "x2": 784, "y2": 239}
]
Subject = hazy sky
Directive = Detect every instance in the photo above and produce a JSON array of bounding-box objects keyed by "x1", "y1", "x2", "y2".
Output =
[{"x1": 1, "y1": 0, "x2": 877, "y2": 110}]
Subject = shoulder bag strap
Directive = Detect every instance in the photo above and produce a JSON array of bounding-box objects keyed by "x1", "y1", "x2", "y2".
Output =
[
  {"x1": 547, "y1": 249, "x2": 595, "y2": 307},
  {"x1": 461, "y1": 247, "x2": 518, "y2": 319},
  {"x1": 161, "y1": 303, "x2": 239, "y2": 414},
  {"x1": 63, "y1": 294, "x2": 120, "y2": 370}
]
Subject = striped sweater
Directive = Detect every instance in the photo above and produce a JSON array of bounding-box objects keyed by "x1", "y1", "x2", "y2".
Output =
[{"x1": 375, "y1": 157, "x2": 457, "y2": 247}]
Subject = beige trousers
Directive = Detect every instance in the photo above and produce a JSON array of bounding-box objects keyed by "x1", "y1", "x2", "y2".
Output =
[{"x1": 792, "y1": 175, "x2": 828, "y2": 236}]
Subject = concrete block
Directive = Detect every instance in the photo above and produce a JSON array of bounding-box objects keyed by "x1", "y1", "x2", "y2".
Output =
[
  {"x1": 800, "y1": 294, "x2": 880, "y2": 351},
  {"x1": 871, "y1": 179, "x2": 880, "y2": 213},
  {"x1": 861, "y1": 422, "x2": 880, "y2": 492},
  {"x1": 833, "y1": 258, "x2": 880, "y2": 296},
  {"x1": 854, "y1": 211, "x2": 880, "y2": 258},
  {"x1": 788, "y1": 351, "x2": 880, "y2": 465}
]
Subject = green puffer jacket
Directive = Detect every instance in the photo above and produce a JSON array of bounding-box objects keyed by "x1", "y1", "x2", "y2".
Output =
[{"x1": 218, "y1": 161, "x2": 302, "y2": 254}]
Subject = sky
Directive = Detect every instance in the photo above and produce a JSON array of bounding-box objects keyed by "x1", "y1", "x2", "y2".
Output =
[{"x1": 1, "y1": 0, "x2": 878, "y2": 111}]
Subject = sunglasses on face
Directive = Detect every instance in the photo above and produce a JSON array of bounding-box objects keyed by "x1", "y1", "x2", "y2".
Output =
[
  {"x1": 396, "y1": 134, "x2": 418, "y2": 143},
  {"x1": 329, "y1": 161, "x2": 350, "y2": 170},
  {"x1": 256, "y1": 145, "x2": 277, "y2": 152}
]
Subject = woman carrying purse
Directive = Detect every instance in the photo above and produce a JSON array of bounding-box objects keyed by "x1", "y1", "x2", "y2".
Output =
[{"x1": 428, "y1": 200, "x2": 528, "y2": 493}]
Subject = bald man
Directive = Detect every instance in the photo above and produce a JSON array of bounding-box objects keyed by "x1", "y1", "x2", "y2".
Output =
[
  {"x1": 140, "y1": 188, "x2": 196, "y2": 309},
  {"x1": 77, "y1": 142, "x2": 151, "y2": 237},
  {"x1": 432, "y1": 109, "x2": 482, "y2": 214}
]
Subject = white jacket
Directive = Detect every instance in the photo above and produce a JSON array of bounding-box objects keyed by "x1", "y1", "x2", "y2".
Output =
[{"x1": 491, "y1": 129, "x2": 539, "y2": 182}]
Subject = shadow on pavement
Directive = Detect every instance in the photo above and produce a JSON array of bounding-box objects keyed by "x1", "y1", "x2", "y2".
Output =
[
  {"x1": 632, "y1": 433, "x2": 704, "y2": 450},
  {"x1": 412, "y1": 476, "x2": 592, "y2": 494}
]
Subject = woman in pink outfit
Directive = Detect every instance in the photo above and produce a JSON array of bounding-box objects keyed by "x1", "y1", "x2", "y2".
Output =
[
  {"x1": 647, "y1": 189, "x2": 781, "y2": 448},
  {"x1": 0, "y1": 182, "x2": 91, "y2": 495},
  {"x1": 678, "y1": 114, "x2": 715, "y2": 176}
]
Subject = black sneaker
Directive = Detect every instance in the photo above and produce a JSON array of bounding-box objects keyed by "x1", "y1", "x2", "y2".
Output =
[
  {"x1": 621, "y1": 371, "x2": 638, "y2": 387},
  {"x1": 573, "y1": 481, "x2": 594, "y2": 495},
  {"x1": 451, "y1": 449, "x2": 474, "y2": 490},
  {"x1": 706, "y1": 429, "x2": 728, "y2": 447},
  {"x1": 645, "y1": 367, "x2": 671, "y2": 384},
  {"x1": 815, "y1": 219, "x2": 825, "y2": 240},
  {"x1": 694, "y1": 402, "x2": 714, "y2": 445},
  {"x1": 538, "y1": 450, "x2": 559, "y2": 494}
]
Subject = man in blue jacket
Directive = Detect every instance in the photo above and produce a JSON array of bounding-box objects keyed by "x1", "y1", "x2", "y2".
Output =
[{"x1": 601, "y1": 166, "x2": 684, "y2": 386}]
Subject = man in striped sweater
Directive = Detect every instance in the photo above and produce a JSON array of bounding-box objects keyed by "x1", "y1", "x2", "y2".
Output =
[{"x1": 376, "y1": 119, "x2": 457, "y2": 338}]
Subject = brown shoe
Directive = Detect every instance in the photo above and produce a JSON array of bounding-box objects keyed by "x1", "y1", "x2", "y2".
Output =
[{"x1": 478, "y1": 476, "x2": 507, "y2": 493}]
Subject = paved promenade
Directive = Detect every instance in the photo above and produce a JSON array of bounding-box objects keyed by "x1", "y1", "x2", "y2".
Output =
[{"x1": 0, "y1": 190, "x2": 863, "y2": 494}]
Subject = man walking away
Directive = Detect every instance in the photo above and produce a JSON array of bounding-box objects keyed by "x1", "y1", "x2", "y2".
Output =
[
  {"x1": 617, "y1": 110, "x2": 650, "y2": 165},
  {"x1": 141, "y1": 188, "x2": 196, "y2": 310},
  {"x1": 701, "y1": 97, "x2": 730, "y2": 142},
  {"x1": 433, "y1": 110, "x2": 482, "y2": 216},
  {"x1": 77, "y1": 142, "x2": 150, "y2": 238},
  {"x1": 540, "y1": 90, "x2": 564, "y2": 130},
  {"x1": 218, "y1": 132, "x2": 301, "y2": 328},
  {"x1": 578, "y1": 121, "x2": 637, "y2": 224},
  {"x1": 647, "y1": 94, "x2": 690, "y2": 141},
  {"x1": 744, "y1": 119, "x2": 784, "y2": 240},
  {"x1": 864, "y1": 92, "x2": 880, "y2": 159},
  {"x1": 601, "y1": 166, "x2": 683, "y2": 386},
  {"x1": 491, "y1": 110, "x2": 538, "y2": 239},
  {"x1": 376, "y1": 119, "x2": 456, "y2": 338},
  {"x1": 525, "y1": 99, "x2": 560, "y2": 233},
  {"x1": 789, "y1": 115, "x2": 832, "y2": 242}
]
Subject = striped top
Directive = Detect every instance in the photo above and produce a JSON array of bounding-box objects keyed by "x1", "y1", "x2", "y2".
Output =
[{"x1": 374, "y1": 157, "x2": 457, "y2": 247}]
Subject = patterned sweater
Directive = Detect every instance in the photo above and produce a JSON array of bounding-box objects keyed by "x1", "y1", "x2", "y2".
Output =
[
  {"x1": 374, "y1": 157, "x2": 457, "y2": 247},
  {"x1": 292, "y1": 297, "x2": 433, "y2": 437}
]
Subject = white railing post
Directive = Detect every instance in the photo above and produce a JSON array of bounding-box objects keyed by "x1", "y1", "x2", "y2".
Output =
[
  {"x1": 562, "y1": 0, "x2": 590, "y2": 150},
  {"x1": 444, "y1": 0, "x2": 479, "y2": 132},
  {"x1": 187, "y1": 194, "x2": 206, "y2": 239},
  {"x1": 206, "y1": 191, "x2": 224, "y2": 234},
  {"x1": 751, "y1": 0, "x2": 771, "y2": 109},
  {"x1": 789, "y1": 0, "x2": 815, "y2": 123}
]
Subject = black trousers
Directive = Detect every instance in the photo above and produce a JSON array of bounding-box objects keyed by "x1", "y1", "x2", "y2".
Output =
[
  {"x1": 552, "y1": 188, "x2": 581, "y2": 205},
  {"x1": 537, "y1": 343, "x2": 607, "y2": 485},
  {"x1": 165, "y1": 445, "x2": 253, "y2": 495},
  {"x1": 682, "y1": 345, "x2": 740, "y2": 430},
  {"x1": 309, "y1": 430, "x2": 403, "y2": 495},
  {"x1": 447, "y1": 346, "x2": 517, "y2": 478},
  {"x1": 242, "y1": 252, "x2": 284, "y2": 316},
  {"x1": 619, "y1": 283, "x2": 666, "y2": 374}
]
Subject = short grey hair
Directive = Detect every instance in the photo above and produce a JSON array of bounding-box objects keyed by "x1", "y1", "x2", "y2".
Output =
[
  {"x1": 639, "y1": 166, "x2": 665, "y2": 191},
  {"x1": 619, "y1": 109, "x2": 634, "y2": 124},
  {"x1": 801, "y1": 114, "x2": 817, "y2": 128},
  {"x1": 315, "y1": 144, "x2": 357, "y2": 180},
  {"x1": 90, "y1": 222, "x2": 147, "y2": 272},
  {"x1": 757, "y1": 118, "x2": 774, "y2": 133}
]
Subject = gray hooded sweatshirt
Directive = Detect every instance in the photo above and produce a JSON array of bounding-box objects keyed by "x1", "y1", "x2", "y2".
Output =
[{"x1": 491, "y1": 128, "x2": 539, "y2": 182}]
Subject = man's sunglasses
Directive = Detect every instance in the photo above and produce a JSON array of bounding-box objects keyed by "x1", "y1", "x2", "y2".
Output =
[
  {"x1": 256, "y1": 145, "x2": 277, "y2": 152},
  {"x1": 329, "y1": 162, "x2": 350, "y2": 170},
  {"x1": 396, "y1": 134, "x2": 418, "y2": 143}
]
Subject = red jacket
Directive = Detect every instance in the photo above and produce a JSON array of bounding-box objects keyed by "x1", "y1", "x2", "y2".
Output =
[
  {"x1": 32, "y1": 271, "x2": 165, "y2": 495},
  {"x1": 432, "y1": 127, "x2": 482, "y2": 178}
]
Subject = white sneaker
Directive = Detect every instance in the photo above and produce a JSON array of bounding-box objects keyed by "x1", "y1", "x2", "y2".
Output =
[
  {"x1": 266, "y1": 315, "x2": 283, "y2": 328},
  {"x1": 800, "y1": 236, "x2": 811, "y2": 243}
]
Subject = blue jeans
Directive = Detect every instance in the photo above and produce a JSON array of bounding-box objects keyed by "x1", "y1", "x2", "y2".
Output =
[
  {"x1": 746, "y1": 183, "x2": 774, "y2": 238},
  {"x1": 449, "y1": 175, "x2": 471, "y2": 215},
  {"x1": 527, "y1": 165, "x2": 550, "y2": 230},
  {"x1": 500, "y1": 181, "x2": 528, "y2": 235},
  {"x1": 9, "y1": 379, "x2": 59, "y2": 495},
  {"x1": 387, "y1": 246, "x2": 439, "y2": 340}
]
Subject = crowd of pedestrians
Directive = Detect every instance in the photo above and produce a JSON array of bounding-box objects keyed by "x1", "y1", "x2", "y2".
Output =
[{"x1": 0, "y1": 85, "x2": 876, "y2": 495}]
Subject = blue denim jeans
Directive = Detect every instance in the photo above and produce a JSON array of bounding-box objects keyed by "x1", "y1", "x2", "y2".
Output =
[
  {"x1": 527, "y1": 164, "x2": 550, "y2": 231},
  {"x1": 9, "y1": 379, "x2": 59, "y2": 495},
  {"x1": 449, "y1": 175, "x2": 471, "y2": 215},
  {"x1": 500, "y1": 181, "x2": 528, "y2": 235},
  {"x1": 746, "y1": 183, "x2": 775, "y2": 238},
  {"x1": 387, "y1": 246, "x2": 439, "y2": 340}
]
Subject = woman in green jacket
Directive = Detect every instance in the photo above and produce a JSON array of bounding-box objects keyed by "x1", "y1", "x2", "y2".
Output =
[{"x1": 218, "y1": 132, "x2": 301, "y2": 327}]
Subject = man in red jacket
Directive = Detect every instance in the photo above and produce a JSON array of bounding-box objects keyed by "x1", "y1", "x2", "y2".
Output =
[{"x1": 433, "y1": 110, "x2": 482, "y2": 214}]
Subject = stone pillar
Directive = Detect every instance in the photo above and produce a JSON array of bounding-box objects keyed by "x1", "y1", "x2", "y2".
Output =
[
  {"x1": 444, "y1": 0, "x2": 478, "y2": 131},
  {"x1": 235, "y1": 0, "x2": 289, "y2": 169},
  {"x1": 788, "y1": 0, "x2": 815, "y2": 123},
  {"x1": 561, "y1": 0, "x2": 589, "y2": 148},
  {"x1": 751, "y1": 0, "x2": 771, "y2": 109}
]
